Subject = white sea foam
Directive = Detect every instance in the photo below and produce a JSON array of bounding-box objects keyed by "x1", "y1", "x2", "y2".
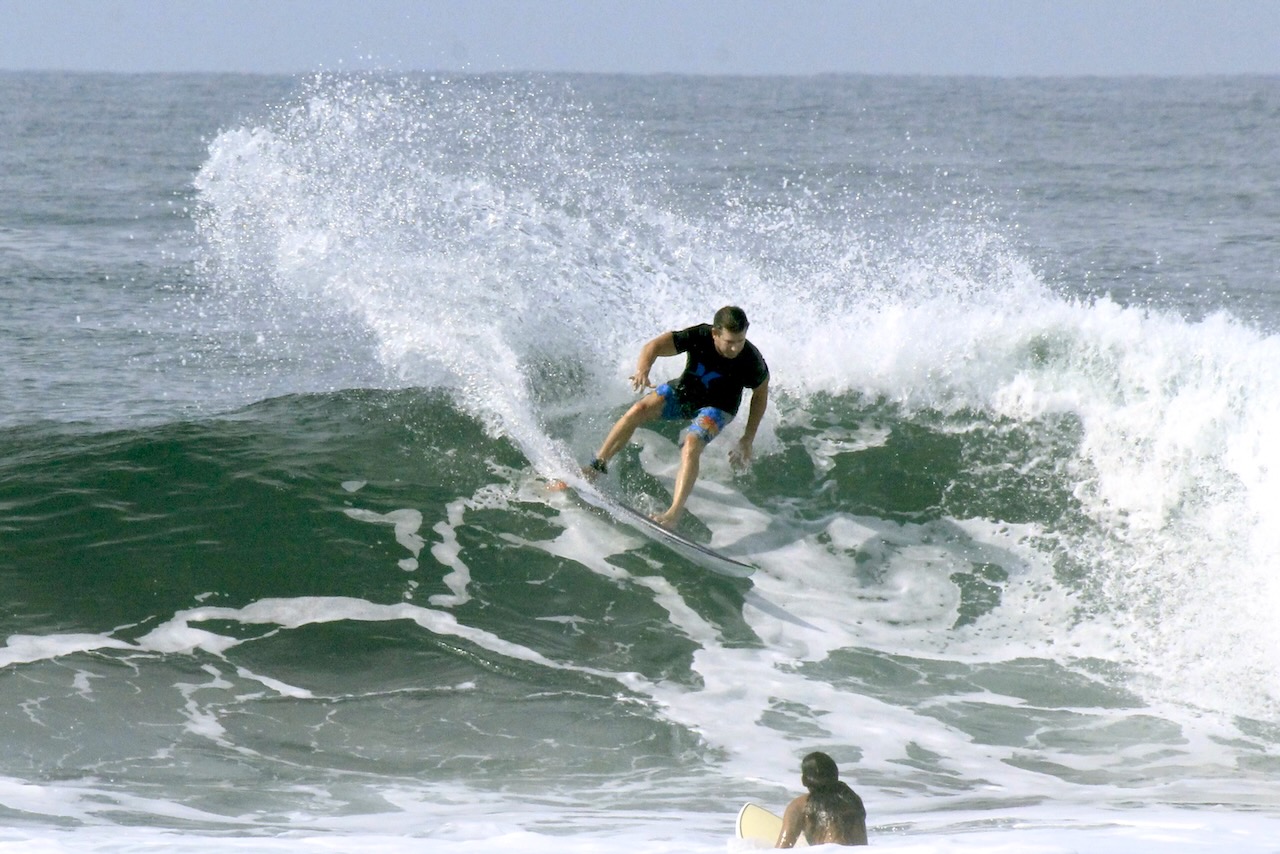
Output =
[
  {"x1": 1, "y1": 793, "x2": 1279, "y2": 853},
  {"x1": 0, "y1": 633, "x2": 132, "y2": 667}
]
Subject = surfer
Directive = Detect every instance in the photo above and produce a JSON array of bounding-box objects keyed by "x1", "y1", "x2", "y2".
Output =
[
  {"x1": 776, "y1": 751, "x2": 868, "y2": 847},
  {"x1": 585, "y1": 305, "x2": 769, "y2": 529}
]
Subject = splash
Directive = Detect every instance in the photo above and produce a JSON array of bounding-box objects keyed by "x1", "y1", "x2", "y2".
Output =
[
  {"x1": 192, "y1": 74, "x2": 1025, "y2": 441},
  {"x1": 194, "y1": 73, "x2": 736, "y2": 472}
]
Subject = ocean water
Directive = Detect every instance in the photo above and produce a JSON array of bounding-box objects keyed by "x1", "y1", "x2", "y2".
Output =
[{"x1": 2, "y1": 70, "x2": 1280, "y2": 852}]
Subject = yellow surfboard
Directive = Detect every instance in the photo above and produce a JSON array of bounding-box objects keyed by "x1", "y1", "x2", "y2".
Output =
[{"x1": 736, "y1": 803, "x2": 808, "y2": 847}]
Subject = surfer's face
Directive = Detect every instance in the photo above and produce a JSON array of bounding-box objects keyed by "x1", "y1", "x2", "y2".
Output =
[{"x1": 713, "y1": 328, "x2": 748, "y2": 359}]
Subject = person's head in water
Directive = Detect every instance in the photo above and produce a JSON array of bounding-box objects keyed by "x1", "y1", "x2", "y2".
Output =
[
  {"x1": 712, "y1": 305, "x2": 750, "y2": 359},
  {"x1": 800, "y1": 751, "x2": 840, "y2": 791}
]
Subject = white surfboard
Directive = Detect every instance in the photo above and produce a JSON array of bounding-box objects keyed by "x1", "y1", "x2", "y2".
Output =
[
  {"x1": 736, "y1": 802, "x2": 808, "y2": 847},
  {"x1": 572, "y1": 481, "x2": 755, "y2": 578}
]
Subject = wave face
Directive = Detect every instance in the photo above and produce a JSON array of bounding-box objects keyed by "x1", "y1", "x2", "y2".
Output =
[{"x1": 3, "y1": 73, "x2": 1280, "y2": 850}]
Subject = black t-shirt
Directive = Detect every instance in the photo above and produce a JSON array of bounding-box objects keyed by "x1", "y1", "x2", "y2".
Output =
[{"x1": 667, "y1": 324, "x2": 769, "y2": 416}]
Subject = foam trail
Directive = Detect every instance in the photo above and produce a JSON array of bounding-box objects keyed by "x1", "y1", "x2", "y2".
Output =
[{"x1": 0, "y1": 633, "x2": 133, "y2": 667}]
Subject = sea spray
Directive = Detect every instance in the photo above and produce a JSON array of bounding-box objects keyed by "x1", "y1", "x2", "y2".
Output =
[{"x1": 195, "y1": 74, "x2": 753, "y2": 472}]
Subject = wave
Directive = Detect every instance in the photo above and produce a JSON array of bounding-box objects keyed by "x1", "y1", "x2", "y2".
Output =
[
  {"x1": 217, "y1": 77, "x2": 1277, "y2": 715},
  {"x1": 2, "y1": 386, "x2": 1275, "y2": 843},
  {"x1": 5, "y1": 362, "x2": 1279, "y2": 728}
]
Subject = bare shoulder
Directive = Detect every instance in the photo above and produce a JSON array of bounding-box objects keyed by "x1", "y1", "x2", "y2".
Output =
[
  {"x1": 782, "y1": 793, "x2": 809, "y2": 814},
  {"x1": 776, "y1": 794, "x2": 809, "y2": 848}
]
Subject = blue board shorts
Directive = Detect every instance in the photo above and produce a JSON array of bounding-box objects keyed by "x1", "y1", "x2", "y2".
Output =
[{"x1": 655, "y1": 383, "x2": 732, "y2": 443}]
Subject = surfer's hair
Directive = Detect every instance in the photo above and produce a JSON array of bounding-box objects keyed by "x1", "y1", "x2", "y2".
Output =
[
  {"x1": 800, "y1": 751, "x2": 840, "y2": 793},
  {"x1": 799, "y1": 751, "x2": 868, "y2": 845},
  {"x1": 713, "y1": 305, "x2": 749, "y2": 333}
]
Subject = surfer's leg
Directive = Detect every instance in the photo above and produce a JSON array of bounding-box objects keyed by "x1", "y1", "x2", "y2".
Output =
[
  {"x1": 652, "y1": 407, "x2": 728, "y2": 527},
  {"x1": 587, "y1": 392, "x2": 664, "y2": 476},
  {"x1": 653, "y1": 431, "x2": 706, "y2": 529}
]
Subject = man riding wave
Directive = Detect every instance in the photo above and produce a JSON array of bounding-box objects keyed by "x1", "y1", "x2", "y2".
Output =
[{"x1": 585, "y1": 305, "x2": 769, "y2": 529}]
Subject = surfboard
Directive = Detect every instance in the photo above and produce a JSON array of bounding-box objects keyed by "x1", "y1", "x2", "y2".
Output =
[
  {"x1": 736, "y1": 802, "x2": 807, "y2": 847},
  {"x1": 737, "y1": 802, "x2": 781, "y2": 845},
  {"x1": 571, "y1": 481, "x2": 755, "y2": 578}
]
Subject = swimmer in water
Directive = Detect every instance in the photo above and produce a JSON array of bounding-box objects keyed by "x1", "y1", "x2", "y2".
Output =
[{"x1": 776, "y1": 751, "x2": 868, "y2": 847}]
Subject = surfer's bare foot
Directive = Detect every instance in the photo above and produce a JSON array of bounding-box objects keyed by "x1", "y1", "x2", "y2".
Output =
[{"x1": 650, "y1": 509, "x2": 680, "y2": 530}]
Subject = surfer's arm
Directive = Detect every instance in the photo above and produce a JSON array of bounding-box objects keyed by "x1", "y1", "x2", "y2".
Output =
[
  {"x1": 730, "y1": 378, "x2": 769, "y2": 467},
  {"x1": 630, "y1": 331, "x2": 678, "y2": 392},
  {"x1": 775, "y1": 794, "x2": 805, "y2": 848}
]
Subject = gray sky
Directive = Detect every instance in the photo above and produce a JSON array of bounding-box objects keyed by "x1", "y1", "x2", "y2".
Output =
[{"x1": 3, "y1": 0, "x2": 1279, "y2": 76}]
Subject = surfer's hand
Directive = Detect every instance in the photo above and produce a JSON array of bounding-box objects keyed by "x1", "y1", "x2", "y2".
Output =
[
  {"x1": 729, "y1": 440, "x2": 753, "y2": 471},
  {"x1": 629, "y1": 372, "x2": 654, "y2": 393}
]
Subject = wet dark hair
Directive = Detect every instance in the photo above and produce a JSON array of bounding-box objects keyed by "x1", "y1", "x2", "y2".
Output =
[
  {"x1": 800, "y1": 751, "x2": 840, "y2": 792},
  {"x1": 800, "y1": 752, "x2": 867, "y2": 845},
  {"x1": 712, "y1": 305, "x2": 749, "y2": 333}
]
